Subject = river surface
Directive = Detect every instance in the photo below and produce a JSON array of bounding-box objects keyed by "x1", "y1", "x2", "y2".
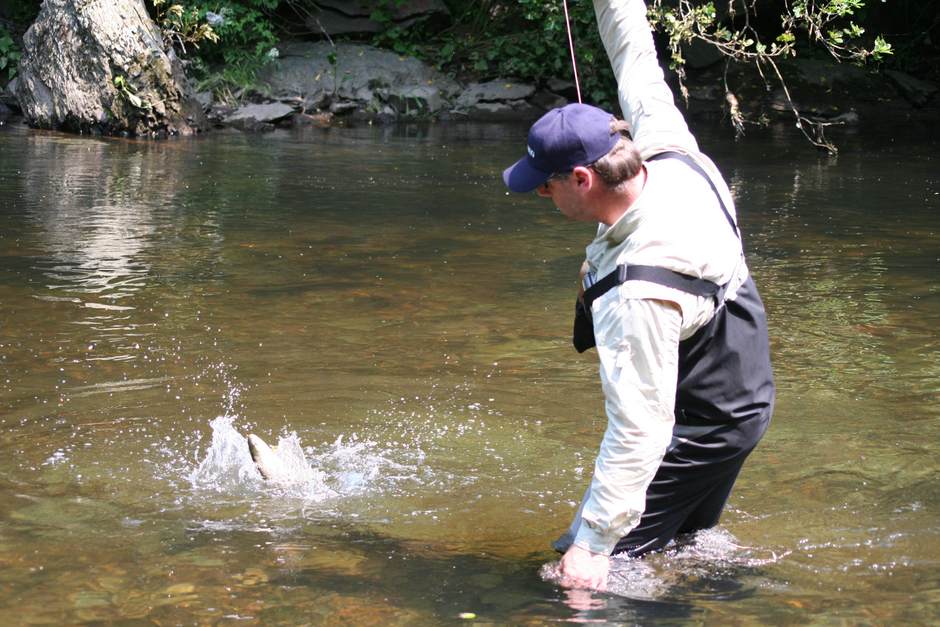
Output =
[{"x1": 0, "y1": 119, "x2": 938, "y2": 624}]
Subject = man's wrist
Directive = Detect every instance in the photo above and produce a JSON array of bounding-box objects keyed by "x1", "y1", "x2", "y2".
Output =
[{"x1": 573, "y1": 521, "x2": 618, "y2": 555}]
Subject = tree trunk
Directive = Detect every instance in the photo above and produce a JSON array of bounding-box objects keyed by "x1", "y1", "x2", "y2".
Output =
[{"x1": 15, "y1": 0, "x2": 207, "y2": 137}]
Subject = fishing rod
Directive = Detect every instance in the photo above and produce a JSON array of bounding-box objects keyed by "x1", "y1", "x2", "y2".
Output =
[{"x1": 562, "y1": 0, "x2": 582, "y2": 103}]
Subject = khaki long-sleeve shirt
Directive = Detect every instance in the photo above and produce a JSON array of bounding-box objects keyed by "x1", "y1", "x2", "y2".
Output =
[{"x1": 569, "y1": 0, "x2": 748, "y2": 555}]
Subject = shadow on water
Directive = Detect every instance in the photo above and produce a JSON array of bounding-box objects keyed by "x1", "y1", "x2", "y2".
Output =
[{"x1": 179, "y1": 520, "x2": 713, "y2": 624}]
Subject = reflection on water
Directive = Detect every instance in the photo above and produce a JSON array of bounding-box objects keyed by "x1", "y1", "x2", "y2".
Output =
[
  {"x1": 0, "y1": 121, "x2": 938, "y2": 623},
  {"x1": 22, "y1": 140, "x2": 156, "y2": 299}
]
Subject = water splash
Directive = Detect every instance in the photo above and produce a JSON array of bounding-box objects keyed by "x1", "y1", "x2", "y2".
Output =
[
  {"x1": 310, "y1": 433, "x2": 425, "y2": 496},
  {"x1": 658, "y1": 526, "x2": 790, "y2": 570},
  {"x1": 188, "y1": 415, "x2": 265, "y2": 490},
  {"x1": 187, "y1": 415, "x2": 335, "y2": 503},
  {"x1": 186, "y1": 415, "x2": 423, "y2": 504},
  {"x1": 541, "y1": 528, "x2": 789, "y2": 601}
]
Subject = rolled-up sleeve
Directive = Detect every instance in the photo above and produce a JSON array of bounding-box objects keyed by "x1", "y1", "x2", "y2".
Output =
[
  {"x1": 593, "y1": 0, "x2": 698, "y2": 155},
  {"x1": 573, "y1": 295, "x2": 681, "y2": 554}
]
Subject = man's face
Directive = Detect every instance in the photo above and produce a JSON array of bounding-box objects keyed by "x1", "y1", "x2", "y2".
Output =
[{"x1": 536, "y1": 171, "x2": 592, "y2": 222}]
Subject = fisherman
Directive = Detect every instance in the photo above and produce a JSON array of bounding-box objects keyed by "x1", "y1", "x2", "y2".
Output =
[{"x1": 502, "y1": 0, "x2": 775, "y2": 590}]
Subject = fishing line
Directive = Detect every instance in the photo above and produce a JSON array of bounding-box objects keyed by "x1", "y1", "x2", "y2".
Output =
[{"x1": 562, "y1": 0, "x2": 583, "y2": 103}]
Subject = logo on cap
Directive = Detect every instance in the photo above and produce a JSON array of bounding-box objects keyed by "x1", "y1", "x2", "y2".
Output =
[{"x1": 503, "y1": 103, "x2": 620, "y2": 193}]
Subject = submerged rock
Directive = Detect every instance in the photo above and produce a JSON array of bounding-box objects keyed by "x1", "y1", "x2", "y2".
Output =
[
  {"x1": 223, "y1": 102, "x2": 299, "y2": 132},
  {"x1": 15, "y1": 0, "x2": 207, "y2": 137},
  {"x1": 450, "y1": 80, "x2": 546, "y2": 120},
  {"x1": 682, "y1": 38, "x2": 724, "y2": 70},
  {"x1": 529, "y1": 89, "x2": 569, "y2": 111},
  {"x1": 1, "y1": 77, "x2": 19, "y2": 112},
  {"x1": 224, "y1": 102, "x2": 296, "y2": 129},
  {"x1": 257, "y1": 41, "x2": 460, "y2": 119},
  {"x1": 787, "y1": 57, "x2": 869, "y2": 87},
  {"x1": 546, "y1": 77, "x2": 579, "y2": 101},
  {"x1": 455, "y1": 80, "x2": 536, "y2": 108},
  {"x1": 194, "y1": 90, "x2": 214, "y2": 111},
  {"x1": 885, "y1": 70, "x2": 938, "y2": 107},
  {"x1": 288, "y1": 111, "x2": 334, "y2": 128},
  {"x1": 453, "y1": 99, "x2": 542, "y2": 121}
]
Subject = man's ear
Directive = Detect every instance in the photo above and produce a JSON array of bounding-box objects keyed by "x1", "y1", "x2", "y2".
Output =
[{"x1": 571, "y1": 165, "x2": 593, "y2": 189}]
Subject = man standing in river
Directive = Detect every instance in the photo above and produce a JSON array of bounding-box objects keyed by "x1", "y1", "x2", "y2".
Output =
[{"x1": 502, "y1": 0, "x2": 775, "y2": 589}]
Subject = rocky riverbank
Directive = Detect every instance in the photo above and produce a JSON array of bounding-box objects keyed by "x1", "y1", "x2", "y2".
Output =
[
  {"x1": 2, "y1": 37, "x2": 938, "y2": 136},
  {"x1": 201, "y1": 41, "x2": 564, "y2": 132}
]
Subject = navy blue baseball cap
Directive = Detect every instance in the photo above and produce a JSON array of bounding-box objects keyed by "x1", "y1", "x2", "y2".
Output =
[{"x1": 502, "y1": 103, "x2": 619, "y2": 193}]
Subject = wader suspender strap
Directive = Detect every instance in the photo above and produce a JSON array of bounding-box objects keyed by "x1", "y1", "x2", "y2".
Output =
[
  {"x1": 583, "y1": 264, "x2": 719, "y2": 311},
  {"x1": 582, "y1": 152, "x2": 743, "y2": 311}
]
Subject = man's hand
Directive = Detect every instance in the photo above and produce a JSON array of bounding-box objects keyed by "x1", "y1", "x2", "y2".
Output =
[
  {"x1": 559, "y1": 544, "x2": 609, "y2": 591},
  {"x1": 578, "y1": 260, "x2": 590, "y2": 303}
]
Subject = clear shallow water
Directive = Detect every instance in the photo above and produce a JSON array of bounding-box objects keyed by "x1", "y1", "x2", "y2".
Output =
[{"x1": 0, "y1": 120, "x2": 938, "y2": 624}]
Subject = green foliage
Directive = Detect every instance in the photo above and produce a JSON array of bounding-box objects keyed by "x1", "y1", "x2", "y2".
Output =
[
  {"x1": 146, "y1": 1, "x2": 281, "y2": 94},
  {"x1": 645, "y1": 0, "x2": 895, "y2": 151},
  {"x1": 0, "y1": 25, "x2": 20, "y2": 80},
  {"x1": 153, "y1": 0, "x2": 220, "y2": 54},
  {"x1": 370, "y1": 0, "x2": 618, "y2": 109},
  {"x1": 0, "y1": 0, "x2": 38, "y2": 81},
  {"x1": 648, "y1": 0, "x2": 893, "y2": 78},
  {"x1": 113, "y1": 74, "x2": 151, "y2": 110},
  {"x1": 782, "y1": 0, "x2": 893, "y2": 61},
  {"x1": 354, "y1": 0, "x2": 916, "y2": 153},
  {"x1": 366, "y1": 0, "x2": 896, "y2": 119}
]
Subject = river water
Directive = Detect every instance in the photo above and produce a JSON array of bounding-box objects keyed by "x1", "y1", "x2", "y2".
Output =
[{"x1": 0, "y1": 119, "x2": 937, "y2": 624}]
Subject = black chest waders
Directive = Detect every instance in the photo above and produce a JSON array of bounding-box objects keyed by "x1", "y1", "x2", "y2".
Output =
[{"x1": 567, "y1": 152, "x2": 775, "y2": 557}]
